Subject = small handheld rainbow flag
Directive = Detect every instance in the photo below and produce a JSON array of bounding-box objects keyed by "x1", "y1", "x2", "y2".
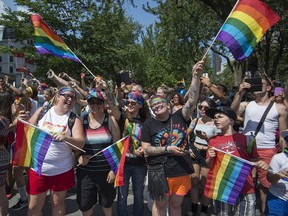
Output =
[
  {"x1": 12, "y1": 119, "x2": 52, "y2": 175},
  {"x1": 216, "y1": 0, "x2": 280, "y2": 61},
  {"x1": 204, "y1": 148, "x2": 254, "y2": 205},
  {"x1": 102, "y1": 136, "x2": 131, "y2": 187},
  {"x1": 31, "y1": 14, "x2": 81, "y2": 62}
]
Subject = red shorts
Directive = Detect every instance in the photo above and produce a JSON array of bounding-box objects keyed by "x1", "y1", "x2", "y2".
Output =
[
  {"x1": 257, "y1": 148, "x2": 276, "y2": 188},
  {"x1": 27, "y1": 168, "x2": 75, "y2": 195}
]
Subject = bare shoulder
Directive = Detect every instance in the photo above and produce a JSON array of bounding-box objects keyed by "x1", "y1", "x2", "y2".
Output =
[{"x1": 275, "y1": 103, "x2": 287, "y2": 115}]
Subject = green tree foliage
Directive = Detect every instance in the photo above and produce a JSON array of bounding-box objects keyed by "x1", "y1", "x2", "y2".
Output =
[
  {"x1": 0, "y1": 0, "x2": 142, "y2": 81},
  {"x1": 0, "y1": 0, "x2": 286, "y2": 88}
]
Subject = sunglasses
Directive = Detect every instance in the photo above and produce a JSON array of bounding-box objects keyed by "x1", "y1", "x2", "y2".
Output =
[
  {"x1": 127, "y1": 101, "x2": 137, "y2": 106},
  {"x1": 198, "y1": 105, "x2": 210, "y2": 110},
  {"x1": 60, "y1": 94, "x2": 77, "y2": 101},
  {"x1": 284, "y1": 136, "x2": 288, "y2": 143},
  {"x1": 89, "y1": 99, "x2": 104, "y2": 105}
]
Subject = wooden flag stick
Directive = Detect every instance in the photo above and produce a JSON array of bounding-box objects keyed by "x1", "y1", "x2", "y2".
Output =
[
  {"x1": 18, "y1": 118, "x2": 86, "y2": 153},
  {"x1": 201, "y1": 0, "x2": 241, "y2": 61}
]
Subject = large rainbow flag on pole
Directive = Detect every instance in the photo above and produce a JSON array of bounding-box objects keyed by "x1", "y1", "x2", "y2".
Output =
[
  {"x1": 204, "y1": 148, "x2": 254, "y2": 205},
  {"x1": 216, "y1": 0, "x2": 280, "y2": 61},
  {"x1": 12, "y1": 119, "x2": 52, "y2": 175},
  {"x1": 102, "y1": 136, "x2": 131, "y2": 187},
  {"x1": 31, "y1": 14, "x2": 81, "y2": 62}
]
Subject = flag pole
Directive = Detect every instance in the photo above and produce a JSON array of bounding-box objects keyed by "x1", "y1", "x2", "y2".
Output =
[
  {"x1": 18, "y1": 118, "x2": 86, "y2": 153},
  {"x1": 89, "y1": 136, "x2": 129, "y2": 159},
  {"x1": 76, "y1": 135, "x2": 129, "y2": 167},
  {"x1": 212, "y1": 147, "x2": 255, "y2": 166},
  {"x1": 67, "y1": 49, "x2": 96, "y2": 78},
  {"x1": 201, "y1": 0, "x2": 241, "y2": 61}
]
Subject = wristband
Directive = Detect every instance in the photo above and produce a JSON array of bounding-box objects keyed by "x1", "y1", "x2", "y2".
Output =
[
  {"x1": 164, "y1": 145, "x2": 169, "y2": 154},
  {"x1": 6, "y1": 83, "x2": 11, "y2": 88}
]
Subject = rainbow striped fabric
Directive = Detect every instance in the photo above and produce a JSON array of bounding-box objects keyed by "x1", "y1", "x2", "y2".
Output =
[
  {"x1": 102, "y1": 136, "x2": 130, "y2": 187},
  {"x1": 216, "y1": 0, "x2": 280, "y2": 61},
  {"x1": 12, "y1": 120, "x2": 52, "y2": 175},
  {"x1": 31, "y1": 14, "x2": 81, "y2": 62},
  {"x1": 204, "y1": 148, "x2": 254, "y2": 205}
]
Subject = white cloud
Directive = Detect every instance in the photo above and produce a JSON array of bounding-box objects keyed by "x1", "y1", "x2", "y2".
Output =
[{"x1": 16, "y1": 5, "x2": 29, "y2": 13}]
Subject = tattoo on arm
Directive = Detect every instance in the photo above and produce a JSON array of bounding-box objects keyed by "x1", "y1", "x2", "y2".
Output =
[{"x1": 144, "y1": 146, "x2": 165, "y2": 156}]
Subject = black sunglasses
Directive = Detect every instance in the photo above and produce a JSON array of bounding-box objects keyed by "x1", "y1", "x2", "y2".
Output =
[{"x1": 89, "y1": 99, "x2": 104, "y2": 105}]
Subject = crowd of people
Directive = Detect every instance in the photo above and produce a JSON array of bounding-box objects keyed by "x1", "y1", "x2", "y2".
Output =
[{"x1": 0, "y1": 61, "x2": 287, "y2": 216}]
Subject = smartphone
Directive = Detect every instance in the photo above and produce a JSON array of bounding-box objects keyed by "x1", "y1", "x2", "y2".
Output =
[{"x1": 245, "y1": 78, "x2": 262, "y2": 92}]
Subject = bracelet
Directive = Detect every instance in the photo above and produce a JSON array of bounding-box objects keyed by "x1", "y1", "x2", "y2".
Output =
[{"x1": 164, "y1": 145, "x2": 169, "y2": 154}]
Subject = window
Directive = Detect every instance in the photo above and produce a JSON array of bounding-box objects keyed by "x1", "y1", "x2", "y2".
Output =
[
  {"x1": 9, "y1": 66, "x2": 13, "y2": 73},
  {"x1": 0, "y1": 56, "x2": 2, "y2": 62},
  {"x1": 0, "y1": 66, "x2": 2, "y2": 72},
  {"x1": 9, "y1": 55, "x2": 13, "y2": 62}
]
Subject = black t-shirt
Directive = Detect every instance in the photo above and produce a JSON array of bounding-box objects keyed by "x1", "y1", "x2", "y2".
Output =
[{"x1": 141, "y1": 109, "x2": 194, "y2": 177}]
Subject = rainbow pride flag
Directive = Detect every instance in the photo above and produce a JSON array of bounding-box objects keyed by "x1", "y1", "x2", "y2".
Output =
[
  {"x1": 216, "y1": 0, "x2": 280, "y2": 61},
  {"x1": 12, "y1": 120, "x2": 52, "y2": 175},
  {"x1": 204, "y1": 148, "x2": 254, "y2": 205},
  {"x1": 102, "y1": 136, "x2": 131, "y2": 187},
  {"x1": 31, "y1": 14, "x2": 81, "y2": 62}
]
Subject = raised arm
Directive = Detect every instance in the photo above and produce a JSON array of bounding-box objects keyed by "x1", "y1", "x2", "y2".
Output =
[
  {"x1": 231, "y1": 81, "x2": 250, "y2": 112},
  {"x1": 182, "y1": 61, "x2": 202, "y2": 121}
]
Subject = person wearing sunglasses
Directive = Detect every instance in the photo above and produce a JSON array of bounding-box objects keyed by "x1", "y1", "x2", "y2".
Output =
[
  {"x1": 186, "y1": 98, "x2": 218, "y2": 216},
  {"x1": 113, "y1": 91, "x2": 148, "y2": 216},
  {"x1": 141, "y1": 60, "x2": 202, "y2": 216},
  {"x1": 25, "y1": 86, "x2": 85, "y2": 216},
  {"x1": 76, "y1": 88, "x2": 120, "y2": 216}
]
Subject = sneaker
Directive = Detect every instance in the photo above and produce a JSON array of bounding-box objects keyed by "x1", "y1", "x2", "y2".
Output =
[
  {"x1": 11, "y1": 199, "x2": 28, "y2": 210},
  {"x1": 199, "y1": 212, "x2": 208, "y2": 216}
]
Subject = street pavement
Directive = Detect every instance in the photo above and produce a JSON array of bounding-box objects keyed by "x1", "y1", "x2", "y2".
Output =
[
  {"x1": 8, "y1": 185, "x2": 190, "y2": 216},
  {"x1": 7, "y1": 179, "x2": 261, "y2": 216}
]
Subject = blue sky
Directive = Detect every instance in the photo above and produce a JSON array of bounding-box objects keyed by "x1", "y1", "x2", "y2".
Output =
[{"x1": 2, "y1": 0, "x2": 157, "y2": 29}]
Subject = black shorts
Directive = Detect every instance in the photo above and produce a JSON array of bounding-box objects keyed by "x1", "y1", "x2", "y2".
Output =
[
  {"x1": 190, "y1": 144, "x2": 208, "y2": 167},
  {"x1": 76, "y1": 170, "x2": 116, "y2": 211}
]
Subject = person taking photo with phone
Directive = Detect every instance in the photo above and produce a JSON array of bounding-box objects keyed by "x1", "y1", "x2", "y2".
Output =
[{"x1": 231, "y1": 76, "x2": 287, "y2": 215}]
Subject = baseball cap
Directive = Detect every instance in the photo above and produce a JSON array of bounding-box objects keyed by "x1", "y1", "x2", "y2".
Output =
[
  {"x1": 205, "y1": 106, "x2": 237, "y2": 121},
  {"x1": 87, "y1": 88, "x2": 104, "y2": 101}
]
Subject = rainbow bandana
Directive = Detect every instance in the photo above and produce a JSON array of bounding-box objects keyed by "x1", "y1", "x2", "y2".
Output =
[
  {"x1": 127, "y1": 92, "x2": 144, "y2": 105},
  {"x1": 149, "y1": 95, "x2": 167, "y2": 107}
]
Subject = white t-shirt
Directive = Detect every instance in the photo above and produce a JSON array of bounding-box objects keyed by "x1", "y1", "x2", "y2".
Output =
[
  {"x1": 37, "y1": 106, "x2": 73, "y2": 176},
  {"x1": 268, "y1": 152, "x2": 288, "y2": 201}
]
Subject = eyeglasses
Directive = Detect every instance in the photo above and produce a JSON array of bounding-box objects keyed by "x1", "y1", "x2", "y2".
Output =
[
  {"x1": 89, "y1": 99, "x2": 104, "y2": 106},
  {"x1": 60, "y1": 94, "x2": 77, "y2": 101},
  {"x1": 198, "y1": 105, "x2": 210, "y2": 110},
  {"x1": 127, "y1": 101, "x2": 137, "y2": 106}
]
